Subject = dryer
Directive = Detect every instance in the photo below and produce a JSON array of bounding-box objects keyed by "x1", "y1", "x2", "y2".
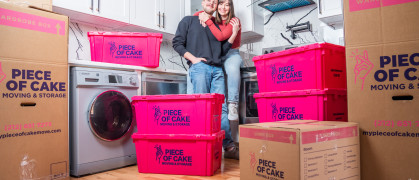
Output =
[{"x1": 70, "y1": 67, "x2": 138, "y2": 176}]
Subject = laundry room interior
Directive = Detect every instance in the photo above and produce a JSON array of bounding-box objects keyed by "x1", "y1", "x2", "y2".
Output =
[{"x1": 0, "y1": 0, "x2": 418, "y2": 180}]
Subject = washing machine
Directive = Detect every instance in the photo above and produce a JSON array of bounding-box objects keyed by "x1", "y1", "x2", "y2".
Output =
[{"x1": 70, "y1": 67, "x2": 139, "y2": 176}]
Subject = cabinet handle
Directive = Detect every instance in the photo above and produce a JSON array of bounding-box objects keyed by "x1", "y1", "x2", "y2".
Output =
[
  {"x1": 162, "y1": 13, "x2": 165, "y2": 28},
  {"x1": 157, "y1": 11, "x2": 161, "y2": 27},
  {"x1": 90, "y1": 0, "x2": 93, "y2": 10},
  {"x1": 96, "y1": 0, "x2": 100, "y2": 12},
  {"x1": 319, "y1": 0, "x2": 322, "y2": 15}
]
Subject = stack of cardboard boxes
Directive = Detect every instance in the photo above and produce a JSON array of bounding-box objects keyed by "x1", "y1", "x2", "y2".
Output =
[
  {"x1": 344, "y1": 0, "x2": 419, "y2": 179},
  {"x1": 0, "y1": 2, "x2": 69, "y2": 179}
]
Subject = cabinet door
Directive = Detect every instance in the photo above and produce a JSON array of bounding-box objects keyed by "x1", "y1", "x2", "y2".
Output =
[
  {"x1": 130, "y1": 0, "x2": 160, "y2": 30},
  {"x1": 233, "y1": 0, "x2": 250, "y2": 32},
  {"x1": 53, "y1": 0, "x2": 94, "y2": 15},
  {"x1": 319, "y1": 0, "x2": 342, "y2": 17},
  {"x1": 161, "y1": 0, "x2": 185, "y2": 34},
  {"x1": 233, "y1": 0, "x2": 263, "y2": 38},
  {"x1": 318, "y1": 0, "x2": 343, "y2": 25},
  {"x1": 95, "y1": 0, "x2": 130, "y2": 23}
]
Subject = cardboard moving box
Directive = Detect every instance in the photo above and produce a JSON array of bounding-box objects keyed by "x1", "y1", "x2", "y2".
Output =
[
  {"x1": 0, "y1": 1, "x2": 68, "y2": 64},
  {"x1": 4, "y1": 0, "x2": 52, "y2": 11},
  {"x1": 344, "y1": 0, "x2": 419, "y2": 179},
  {"x1": 240, "y1": 120, "x2": 360, "y2": 180},
  {"x1": 0, "y1": 2, "x2": 69, "y2": 179},
  {"x1": 0, "y1": 60, "x2": 68, "y2": 180}
]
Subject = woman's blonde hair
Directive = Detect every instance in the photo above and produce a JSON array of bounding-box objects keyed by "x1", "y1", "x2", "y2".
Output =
[{"x1": 215, "y1": 0, "x2": 235, "y2": 25}]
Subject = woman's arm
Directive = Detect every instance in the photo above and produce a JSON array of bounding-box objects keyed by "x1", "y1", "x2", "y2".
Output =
[
  {"x1": 199, "y1": 12, "x2": 239, "y2": 42},
  {"x1": 221, "y1": 18, "x2": 240, "y2": 55}
]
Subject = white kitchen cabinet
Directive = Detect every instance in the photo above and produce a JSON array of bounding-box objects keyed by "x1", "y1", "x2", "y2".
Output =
[
  {"x1": 53, "y1": 0, "x2": 130, "y2": 27},
  {"x1": 96, "y1": 0, "x2": 130, "y2": 23},
  {"x1": 317, "y1": 0, "x2": 343, "y2": 25},
  {"x1": 233, "y1": 0, "x2": 264, "y2": 41},
  {"x1": 130, "y1": 0, "x2": 157, "y2": 30},
  {"x1": 53, "y1": 0, "x2": 92, "y2": 15},
  {"x1": 161, "y1": 0, "x2": 185, "y2": 34},
  {"x1": 130, "y1": 0, "x2": 185, "y2": 35}
]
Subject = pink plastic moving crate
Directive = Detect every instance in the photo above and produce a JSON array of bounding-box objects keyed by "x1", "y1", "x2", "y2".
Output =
[
  {"x1": 253, "y1": 43, "x2": 346, "y2": 92},
  {"x1": 132, "y1": 131, "x2": 224, "y2": 176},
  {"x1": 254, "y1": 89, "x2": 347, "y2": 122},
  {"x1": 88, "y1": 32, "x2": 162, "y2": 67},
  {"x1": 131, "y1": 93, "x2": 224, "y2": 134}
]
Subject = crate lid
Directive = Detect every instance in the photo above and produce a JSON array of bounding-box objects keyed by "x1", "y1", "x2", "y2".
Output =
[
  {"x1": 252, "y1": 43, "x2": 345, "y2": 62},
  {"x1": 253, "y1": 89, "x2": 347, "y2": 98},
  {"x1": 132, "y1": 131, "x2": 225, "y2": 141},
  {"x1": 87, "y1": 31, "x2": 163, "y2": 38},
  {"x1": 132, "y1": 93, "x2": 225, "y2": 101}
]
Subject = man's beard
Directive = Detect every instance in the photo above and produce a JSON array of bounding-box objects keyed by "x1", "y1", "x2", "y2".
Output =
[{"x1": 203, "y1": 7, "x2": 215, "y2": 14}]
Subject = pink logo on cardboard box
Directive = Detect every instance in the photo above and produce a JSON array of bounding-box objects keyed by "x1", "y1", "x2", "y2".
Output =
[
  {"x1": 249, "y1": 152, "x2": 257, "y2": 174},
  {"x1": 240, "y1": 128, "x2": 297, "y2": 144},
  {"x1": 0, "y1": 62, "x2": 6, "y2": 84},
  {"x1": 382, "y1": 0, "x2": 418, "y2": 7},
  {"x1": 0, "y1": 8, "x2": 65, "y2": 36},
  {"x1": 302, "y1": 126, "x2": 358, "y2": 144},
  {"x1": 351, "y1": 50, "x2": 374, "y2": 90},
  {"x1": 349, "y1": 0, "x2": 381, "y2": 12},
  {"x1": 349, "y1": 0, "x2": 418, "y2": 12}
]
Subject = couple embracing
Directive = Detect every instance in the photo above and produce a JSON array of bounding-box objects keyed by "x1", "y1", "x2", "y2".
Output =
[{"x1": 173, "y1": 0, "x2": 242, "y2": 160}]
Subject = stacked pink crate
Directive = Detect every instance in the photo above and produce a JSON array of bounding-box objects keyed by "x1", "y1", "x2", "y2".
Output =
[
  {"x1": 253, "y1": 43, "x2": 348, "y2": 122},
  {"x1": 131, "y1": 94, "x2": 225, "y2": 176}
]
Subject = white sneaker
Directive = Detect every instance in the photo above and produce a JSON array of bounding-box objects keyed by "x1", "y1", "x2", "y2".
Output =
[{"x1": 228, "y1": 103, "x2": 239, "y2": 120}]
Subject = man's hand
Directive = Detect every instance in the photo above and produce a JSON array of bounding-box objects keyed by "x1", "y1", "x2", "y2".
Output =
[
  {"x1": 191, "y1": 57, "x2": 207, "y2": 64},
  {"x1": 199, "y1": 12, "x2": 211, "y2": 27},
  {"x1": 184, "y1": 52, "x2": 207, "y2": 64}
]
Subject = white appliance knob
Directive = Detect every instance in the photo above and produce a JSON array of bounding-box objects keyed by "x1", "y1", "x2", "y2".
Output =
[{"x1": 129, "y1": 77, "x2": 136, "y2": 86}]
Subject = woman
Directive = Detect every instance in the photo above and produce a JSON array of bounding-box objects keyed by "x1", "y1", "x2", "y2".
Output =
[
  {"x1": 197, "y1": 0, "x2": 242, "y2": 159},
  {"x1": 198, "y1": 0, "x2": 242, "y2": 122}
]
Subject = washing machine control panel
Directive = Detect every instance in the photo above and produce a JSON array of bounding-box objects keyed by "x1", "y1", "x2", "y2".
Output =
[{"x1": 73, "y1": 67, "x2": 139, "y2": 88}]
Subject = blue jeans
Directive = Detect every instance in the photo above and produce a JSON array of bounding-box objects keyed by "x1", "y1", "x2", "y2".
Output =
[
  {"x1": 224, "y1": 49, "x2": 243, "y2": 103},
  {"x1": 189, "y1": 62, "x2": 233, "y2": 148}
]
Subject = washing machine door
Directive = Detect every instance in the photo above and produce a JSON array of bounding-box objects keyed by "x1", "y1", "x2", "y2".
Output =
[{"x1": 89, "y1": 90, "x2": 133, "y2": 141}]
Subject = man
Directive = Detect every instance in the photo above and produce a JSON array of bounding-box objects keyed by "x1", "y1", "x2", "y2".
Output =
[{"x1": 172, "y1": 0, "x2": 239, "y2": 159}]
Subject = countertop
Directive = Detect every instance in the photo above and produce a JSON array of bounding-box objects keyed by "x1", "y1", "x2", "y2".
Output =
[{"x1": 69, "y1": 59, "x2": 188, "y2": 75}]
